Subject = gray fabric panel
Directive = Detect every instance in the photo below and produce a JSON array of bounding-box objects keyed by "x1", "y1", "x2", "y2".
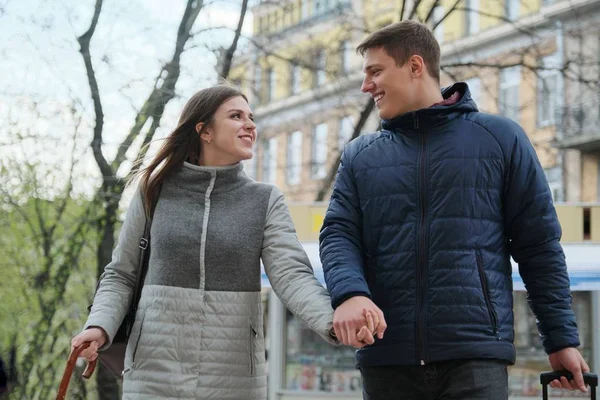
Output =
[
  {"x1": 203, "y1": 182, "x2": 272, "y2": 292},
  {"x1": 144, "y1": 180, "x2": 204, "y2": 289}
]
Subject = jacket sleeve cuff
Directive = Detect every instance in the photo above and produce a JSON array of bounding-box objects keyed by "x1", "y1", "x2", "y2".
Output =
[
  {"x1": 84, "y1": 315, "x2": 120, "y2": 350},
  {"x1": 543, "y1": 331, "x2": 580, "y2": 355},
  {"x1": 332, "y1": 291, "x2": 371, "y2": 310}
]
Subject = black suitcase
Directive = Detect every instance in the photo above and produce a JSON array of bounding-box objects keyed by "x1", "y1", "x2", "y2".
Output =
[{"x1": 540, "y1": 371, "x2": 598, "y2": 400}]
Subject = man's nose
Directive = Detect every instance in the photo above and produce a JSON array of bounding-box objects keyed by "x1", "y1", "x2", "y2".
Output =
[{"x1": 361, "y1": 78, "x2": 373, "y2": 93}]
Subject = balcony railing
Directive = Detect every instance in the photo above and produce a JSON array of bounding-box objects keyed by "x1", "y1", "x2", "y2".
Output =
[{"x1": 557, "y1": 99, "x2": 600, "y2": 150}]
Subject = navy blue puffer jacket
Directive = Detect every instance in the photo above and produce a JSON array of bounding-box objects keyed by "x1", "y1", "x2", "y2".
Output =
[{"x1": 320, "y1": 83, "x2": 580, "y2": 367}]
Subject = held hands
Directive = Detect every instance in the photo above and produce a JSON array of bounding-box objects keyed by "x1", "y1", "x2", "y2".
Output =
[
  {"x1": 333, "y1": 296, "x2": 387, "y2": 348},
  {"x1": 71, "y1": 327, "x2": 108, "y2": 363},
  {"x1": 548, "y1": 347, "x2": 591, "y2": 392}
]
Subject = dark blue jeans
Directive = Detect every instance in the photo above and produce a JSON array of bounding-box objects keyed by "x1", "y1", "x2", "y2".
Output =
[{"x1": 360, "y1": 359, "x2": 509, "y2": 400}]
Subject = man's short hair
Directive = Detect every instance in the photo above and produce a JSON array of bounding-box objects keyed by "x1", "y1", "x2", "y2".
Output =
[{"x1": 356, "y1": 20, "x2": 441, "y2": 83}]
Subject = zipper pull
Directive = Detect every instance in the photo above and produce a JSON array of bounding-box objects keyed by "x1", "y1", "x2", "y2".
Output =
[{"x1": 413, "y1": 112, "x2": 419, "y2": 129}]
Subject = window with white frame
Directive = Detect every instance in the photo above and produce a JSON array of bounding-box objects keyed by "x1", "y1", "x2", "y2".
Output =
[
  {"x1": 286, "y1": 131, "x2": 303, "y2": 185},
  {"x1": 498, "y1": 66, "x2": 521, "y2": 122},
  {"x1": 465, "y1": 77, "x2": 481, "y2": 107},
  {"x1": 311, "y1": 123, "x2": 328, "y2": 179},
  {"x1": 262, "y1": 137, "x2": 278, "y2": 184},
  {"x1": 315, "y1": 50, "x2": 326, "y2": 86},
  {"x1": 338, "y1": 116, "x2": 354, "y2": 152},
  {"x1": 341, "y1": 41, "x2": 352, "y2": 74},
  {"x1": 433, "y1": 6, "x2": 445, "y2": 44},
  {"x1": 506, "y1": 0, "x2": 520, "y2": 21},
  {"x1": 301, "y1": 0, "x2": 310, "y2": 19},
  {"x1": 254, "y1": 64, "x2": 262, "y2": 101},
  {"x1": 267, "y1": 68, "x2": 276, "y2": 102},
  {"x1": 313, "y1": 0, "x2": 325, "y2": 14},
  {"x1": 537, "y1": 54, "x2": 560, "y2": 127},
  {"x1": 466, "y1": 0, "x2": 479, "y2": 35},
  {"x1": 290, "y1": 64, "x2": 301, "y2": 95}
]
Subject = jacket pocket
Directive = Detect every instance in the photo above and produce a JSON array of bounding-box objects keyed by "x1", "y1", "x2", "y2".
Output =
[
  {"x1": 131, "y1": 310, "x2": 146, "y2": 368},
  {"x1": 476, "y1": 250, "x2": 499, "y2": 337},
  {"x1": 248, "y1": 321, "x2": 258, "y2": 376}
]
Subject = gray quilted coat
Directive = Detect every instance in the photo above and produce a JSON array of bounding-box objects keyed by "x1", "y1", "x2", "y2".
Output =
[{"x1": 84, "y1": 162, "x2": 337, "y2": 399}]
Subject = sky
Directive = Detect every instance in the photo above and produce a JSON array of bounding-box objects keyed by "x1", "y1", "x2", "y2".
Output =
[{"x1": 0, "y1": 0, "x2": 255, "y2": 198}]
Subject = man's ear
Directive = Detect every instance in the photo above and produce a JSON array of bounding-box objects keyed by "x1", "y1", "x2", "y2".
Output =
[{"x1": 409, "y1": 55, "x2": 425, "y2": 78}]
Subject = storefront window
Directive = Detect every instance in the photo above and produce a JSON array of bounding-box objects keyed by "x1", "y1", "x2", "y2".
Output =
[
  {"x1": 509, "y1": 291, "x2": 593, "y2": 398},
  {"x1": 284, "y1": 310, "x2": 362, "y2": 393}
]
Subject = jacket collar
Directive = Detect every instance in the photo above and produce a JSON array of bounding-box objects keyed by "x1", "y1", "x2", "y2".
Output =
[
  {"x1": 169, "y1": 162, "x2": 248, "y2": 194},
  {"x1": 381, "y1": 82, "x2": 478, "y2": 133}
]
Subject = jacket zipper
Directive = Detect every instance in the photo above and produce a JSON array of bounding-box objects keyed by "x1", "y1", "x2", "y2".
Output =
[
  {"x1": 249, "y1": 322, "x2": 258, "y2": 376},
  {"x1": 476, "y1": 250, "x2": 500, "y2": 339},
  {"x1": 415, "y1": 113, "x2": 428, "y2": 366}
]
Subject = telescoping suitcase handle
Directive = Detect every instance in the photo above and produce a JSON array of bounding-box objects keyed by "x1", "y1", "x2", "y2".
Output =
[
  {"x1": 56, "y1": 342, "x2": 98, "y2": 400},
  {"x1": 540, "y1": 371, "x2": 598, "y2": 400}
]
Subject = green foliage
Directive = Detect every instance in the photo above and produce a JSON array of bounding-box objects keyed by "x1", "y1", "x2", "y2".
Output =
[{"x1": 0, "y1": 189, "x2": 105, "y2": 399}]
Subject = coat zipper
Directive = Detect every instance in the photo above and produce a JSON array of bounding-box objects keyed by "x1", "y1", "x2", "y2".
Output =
[
  {"x1": 249, "y1": 322, "x2": 258, "y2": 376},
  {"x1": 476, "y1": 250, "x2": 500, "y2": 339},
  {"x1": 415, "y1": 113, "x2": 429, "y2": 366}
]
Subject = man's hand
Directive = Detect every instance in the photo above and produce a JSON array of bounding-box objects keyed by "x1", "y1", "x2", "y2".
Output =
[
  {"x1": 333, "y1": 296, "x2": 387, "y2": 348},
  {"x1": 548, "y1": 347, "x2": 590, "y2": 392}
]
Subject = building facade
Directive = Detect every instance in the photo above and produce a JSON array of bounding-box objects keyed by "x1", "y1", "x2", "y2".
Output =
[{"x1": 232, "y1": 0, "x2": 600, "y2": 204}]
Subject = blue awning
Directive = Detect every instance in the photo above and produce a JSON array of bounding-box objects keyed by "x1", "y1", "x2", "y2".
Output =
[{"x1": 261, "y1": 242, "x2": 600, "y2": 291}]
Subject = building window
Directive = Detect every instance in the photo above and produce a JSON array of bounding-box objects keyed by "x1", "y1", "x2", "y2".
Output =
[
  {"x1": 433, "y1": 6, "x2": 445, "y2": 44},
  {"x1": 537, "y1": 75, "x2": 558, "y2": 127},
  {"x1": 466, "y1": 0, "x2": 479, "y2": 35},
  {"x1": 262, "y1": 137, "x2": 278, "y2": 184},
  {"x1": 338, "y1": 116, "x2": 354, "y2": 152},
  {"x1": 314, "y1": 50, "x2": 326, "y2": 86},
  {"x1": 290, "y1": 64, "x2": 301, "y2": 95},
  {"x1": 465, "y1": 77, "x2": 481, "y2": 107},
  {"x1": 267, "y1": 68, "x2": 276, "y2": 102},
  {"x1": 287, "y1": 131, "x2": 303, "y2": 185},
  {"x1": 301, "y1": 0, "x2": 310, "y2": 19},
  {"x1": 311, "y1": 123, "x2": 328, "y2": 179},
  {"x1": 254, "y1": 64, "x2": 262, "y2": 102},
  {"x1": 498, "y1": 66, "x2": 520, "y2": 123},
  {"x1": 537, "y1": 54, "x2": 560, "y2": 128},
  {"x1": 505, "y1": 0, "x2": 520, "y2": 21},
  {"x1": 341, "y1": 41, "x2": 352, "y2": 74},
  {"x1": 313, "y1": 0, "x2": 324, "y2": 14}
]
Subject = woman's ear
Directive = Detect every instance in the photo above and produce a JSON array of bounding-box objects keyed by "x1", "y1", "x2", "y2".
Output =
[{"x1": 196, "y1": 122, "x2": 212, "y2": 144}]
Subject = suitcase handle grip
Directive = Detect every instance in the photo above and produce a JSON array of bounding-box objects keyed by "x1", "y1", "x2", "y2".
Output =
[{"x1": 540, "y1": 371, "x2": 598, "y2": 387}]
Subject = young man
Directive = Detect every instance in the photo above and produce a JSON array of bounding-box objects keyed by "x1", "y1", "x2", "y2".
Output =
[{"x1": 319, "y1": 20, "x2": 590, "y2": 399}]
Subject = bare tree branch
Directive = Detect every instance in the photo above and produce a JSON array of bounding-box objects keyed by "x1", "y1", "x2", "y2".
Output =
[
  {"x1": 219, "y1": 0, "x2": 249, "y2": 79},
  {"x1": 114, "y1": 0, "x2": 204, "y2": 172},
  {"x1": 77, "y1": 0, "x2": 111, "y2": 181}
]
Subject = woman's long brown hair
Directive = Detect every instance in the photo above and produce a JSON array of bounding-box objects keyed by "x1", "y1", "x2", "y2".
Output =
[{"x1": 133, "y1": 85, "x2": 247, "y2": 216}]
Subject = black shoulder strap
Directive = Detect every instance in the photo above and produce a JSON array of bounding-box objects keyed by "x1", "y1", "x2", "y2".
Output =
[{"x1": 126, "y1": 188, "x2": 160, "y2": 337}]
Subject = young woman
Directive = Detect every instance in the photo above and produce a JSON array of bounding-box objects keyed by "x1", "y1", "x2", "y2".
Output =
[{"x1": 71, "y1": 85, "x2": 375, "y2": 399}]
